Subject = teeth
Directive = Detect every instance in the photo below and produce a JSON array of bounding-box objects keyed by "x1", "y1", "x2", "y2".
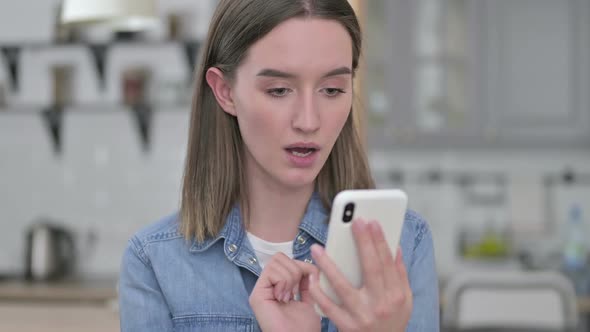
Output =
[{"x1": 291, "y1": 150, "x2": 312, "y2": 157}]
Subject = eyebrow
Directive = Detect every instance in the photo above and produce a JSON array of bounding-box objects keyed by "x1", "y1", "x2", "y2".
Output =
[{"x1": 256, "y1": 66, "x2": 352, "y2": 79}]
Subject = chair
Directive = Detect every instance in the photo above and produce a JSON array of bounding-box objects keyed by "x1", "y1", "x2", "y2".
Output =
[{"x1": 442, "y1": 270, "x2": 579, "y2": 332}]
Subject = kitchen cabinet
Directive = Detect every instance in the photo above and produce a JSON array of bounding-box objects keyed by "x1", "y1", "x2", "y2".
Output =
[
  {"x1": 0, "y1": 279, "x2": 119, "y2": 332},
  {"x1": 483, "y1": 0, "x2": 590, "y2": 148},
  {"x1": 366, "y1": 0, "x2": 590, "y2": 149},
  {"x1": 0, "y1": 303, "x2": 119, "y2": 332}
]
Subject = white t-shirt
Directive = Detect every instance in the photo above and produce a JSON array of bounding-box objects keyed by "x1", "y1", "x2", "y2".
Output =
[{"x1": 246, "y1": 232, "x2": 293, "y2": 269}]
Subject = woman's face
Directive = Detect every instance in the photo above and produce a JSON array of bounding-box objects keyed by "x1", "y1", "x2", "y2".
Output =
[{"x1": 228, "y1": 18, "x2": 354, "y2": 190}]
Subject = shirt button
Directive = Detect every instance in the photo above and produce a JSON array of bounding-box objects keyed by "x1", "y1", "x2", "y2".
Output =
[
  {"x1": 304, "y1": 258, "x2": 313, "y2": 264},
  {"x1": 228, "y1": 244, "x2": 237, "y2": 253},
  {"x1": 297, "y1": 235, "x2": 307, "y2": 245},
  {"x1": 248, "y1": 257, "x2": 258, "y2": 265}
]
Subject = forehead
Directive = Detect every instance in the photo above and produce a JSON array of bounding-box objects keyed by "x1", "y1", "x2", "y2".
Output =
[{"x1": 238, "y1": 17, "x2": 353, "y2": 77}]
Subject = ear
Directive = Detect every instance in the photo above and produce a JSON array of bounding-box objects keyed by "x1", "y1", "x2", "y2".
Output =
[{"x1": 205, "y1": 67, "x2": 237, "y2": 116}]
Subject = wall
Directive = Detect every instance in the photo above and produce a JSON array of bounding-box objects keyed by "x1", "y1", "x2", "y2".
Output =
[
  {"x1": 370, "y1": 149, "x2": 590, "y2": 279},
  {"x1": 1, "y1": 0, "x2": 589, "y2": 282},
  {"x1": 0, "y1": 0, "x2": 216, "y2": 278}
]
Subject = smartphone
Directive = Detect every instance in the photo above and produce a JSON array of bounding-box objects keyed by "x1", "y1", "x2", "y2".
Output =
[{"x1": 315, "y1": 189, "x2": 408, "y2": 316}]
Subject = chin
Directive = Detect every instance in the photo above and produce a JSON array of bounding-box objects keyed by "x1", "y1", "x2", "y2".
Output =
[{"x1": 280, "y1": 168, "x2": 320, "y2": 189}]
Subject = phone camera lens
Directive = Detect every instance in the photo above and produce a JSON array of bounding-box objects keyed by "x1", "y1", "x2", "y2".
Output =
[{"x1": 342, "y1": 203, "x2": 355, "y2": 223}]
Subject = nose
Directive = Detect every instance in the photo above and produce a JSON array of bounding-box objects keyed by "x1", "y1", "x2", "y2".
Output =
[{"x1": 292, "y1": 91, "x2": 320, "y2": 134}]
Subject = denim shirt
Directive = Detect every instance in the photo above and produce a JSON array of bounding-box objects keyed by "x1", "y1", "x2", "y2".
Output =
[{"x1": 119, "y1": 193, "x2": 440, "y2": 331}]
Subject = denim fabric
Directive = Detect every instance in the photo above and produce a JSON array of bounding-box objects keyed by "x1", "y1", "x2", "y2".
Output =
[{"x1": 119, "y1": 193, "x2": 440, "y2": 331}]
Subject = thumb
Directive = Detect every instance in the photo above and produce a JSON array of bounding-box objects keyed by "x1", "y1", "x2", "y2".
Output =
[{"x1": 293, "y1": 260, "x2": 318, "y2": 304}]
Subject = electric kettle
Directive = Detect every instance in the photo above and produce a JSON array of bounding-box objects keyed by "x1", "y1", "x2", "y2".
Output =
[{"x1": 24, "y1": 221, "x2": 76, "y2": 281}]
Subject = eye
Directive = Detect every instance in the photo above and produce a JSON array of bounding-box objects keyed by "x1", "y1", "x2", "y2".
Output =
[
  {"x1": 322, "y1": 88, "x2": 346, "y2": 97},
  {"x1": 266, "y1": 88, "x2": 292, "y2": 98}
]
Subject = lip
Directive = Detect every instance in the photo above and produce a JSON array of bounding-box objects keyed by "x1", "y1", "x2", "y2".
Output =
[
  {"x1": 284, "y1": 142, "x2": 321, "y2": 150},
  {"x1": 284, "y1": 142, "x2": 320, "y2": 168}
]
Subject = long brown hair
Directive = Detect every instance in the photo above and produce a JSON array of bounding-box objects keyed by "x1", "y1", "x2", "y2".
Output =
[{"x1": 180, "y1": 0, "x2": 374, "y2": 242}]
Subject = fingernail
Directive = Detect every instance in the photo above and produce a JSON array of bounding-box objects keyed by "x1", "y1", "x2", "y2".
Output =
[
  {"x1": 370, "y1": 220, "x2": 381, "y2": 233},
  {"x1": 354, "y1": 218, "x2": 367, "y2": 230},
  {"x1": 311, "y1": 244, "x2": 323, "y2": 257}
]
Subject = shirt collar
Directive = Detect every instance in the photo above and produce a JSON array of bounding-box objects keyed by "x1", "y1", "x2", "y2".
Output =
[
  {"x1": 297, "y1": 192, "x2": 329, "y2": 245},
  {"x1": 189, "y1": 204, "x2": 243, "y2": 253},
  {"x1": 189, "y1": 192, "x2": 329, "y2": 253}
]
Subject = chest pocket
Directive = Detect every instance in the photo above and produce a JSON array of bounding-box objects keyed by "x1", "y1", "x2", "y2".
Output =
[{"x1": 172, "y1": 314, "x2": 255, "y2": 332}]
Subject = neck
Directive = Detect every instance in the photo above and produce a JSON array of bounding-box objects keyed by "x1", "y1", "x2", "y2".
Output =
[{"x1": 245, "y1": 169, "x2": 314, "y2": 243}]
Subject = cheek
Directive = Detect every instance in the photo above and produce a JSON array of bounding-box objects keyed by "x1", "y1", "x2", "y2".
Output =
[
  {"x1": 234, "y1": 92, "x2": 287, "y2": 146},
  {"x1": 320, "y1": 96, "x2": 352, "y2": 138}
]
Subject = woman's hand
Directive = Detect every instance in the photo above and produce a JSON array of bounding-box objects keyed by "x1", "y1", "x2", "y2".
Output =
[
  {"x1": 249, "y1": 253, "x2": 321, "y2": 332},
  {"x1": 309, "y1": 219, "x2": 413, "y2": 332}
]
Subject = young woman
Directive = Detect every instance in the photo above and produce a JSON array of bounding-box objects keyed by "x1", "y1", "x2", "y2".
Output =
[{"x1": 119, "y1": 0, "x2": 439, "y2": 331}]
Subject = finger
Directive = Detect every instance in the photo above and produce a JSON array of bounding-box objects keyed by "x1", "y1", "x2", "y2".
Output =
[
  {"x1": 308, "y1": 272, "x2": 354, "y2": 328},
  {"x1": 310, "y1": 244, "x2": 358, "y2": 308},
  {"x1": 254, "y1": 261, "x2": 281, "y2": 300},
  {"x1": 395, "y1": 246, "x2": 410, "y2": 289},
  {"x1": 368, "y1": 220, "x2": 400, "y2": 288},
  {"x1": 274, "y1": 254, "x2": 305, "y2": 300},
  {"x1": 276, "y1": 255, "x2": 301, "y2": 302},
  {"x1": 292, "y1": 260, "x2": 319, "y2": 303},
  {"x1": 395, "y1": 247, "x2": 413, "y2": 307},
  {"x1": 286, "y1": 260, "x2": 319, "y2": 301},
  {"x1": 272, "y1": 254, "x2": 315, "y2": 302},
  {"x1": 266, "y1": 255, "x2": 295, "y2": 302},
  {"x1": 269, "y1": 268, "x2": 290, "y2": 302},
  {"x1": 292, "y1": 260, "x2": 319, "y2": 277},
  {"x1": 257, "y1": 265, "x2": 288, "y2": 302},
  {"x1": 351, "y1": 219, "x2": 385, "y2": 291}
]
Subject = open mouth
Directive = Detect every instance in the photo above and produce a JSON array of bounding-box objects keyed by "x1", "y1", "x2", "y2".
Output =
[{"x1": 286, "y1": 147, "x2": 317, "y2": 157}]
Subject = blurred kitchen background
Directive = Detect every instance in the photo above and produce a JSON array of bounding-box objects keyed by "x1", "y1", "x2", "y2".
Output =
[{"x1": 0, "y1": 0, "x2": 589, "y2": 331}]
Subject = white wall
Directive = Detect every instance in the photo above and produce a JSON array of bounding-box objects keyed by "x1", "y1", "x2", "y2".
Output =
[
  {"x1": 370, "y1": 149, "x2": 590, "y2": 280},
  {"x1": 0, "y1": 0, "x2": 588, "y2": 282},
  {"x1": 0, "y1": 108, "x2": 190, "y2": 278},
  {"x1": 0, "y1": 0, "x2": 216, "y2": 278}
]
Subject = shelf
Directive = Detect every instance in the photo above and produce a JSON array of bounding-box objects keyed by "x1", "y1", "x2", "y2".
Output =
[
  {"x1": 1, "y1": 39, "x2": 201, "y2": 92},
  {"x1": 0, "y1": 103, "x2": 190, "y2": 155},
  {"x1": 0, "y1": 102, "x2": 191, "y2": 114},
  {"x1": 0, "y1": 39, "x2": 200, "y2": 49}
]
